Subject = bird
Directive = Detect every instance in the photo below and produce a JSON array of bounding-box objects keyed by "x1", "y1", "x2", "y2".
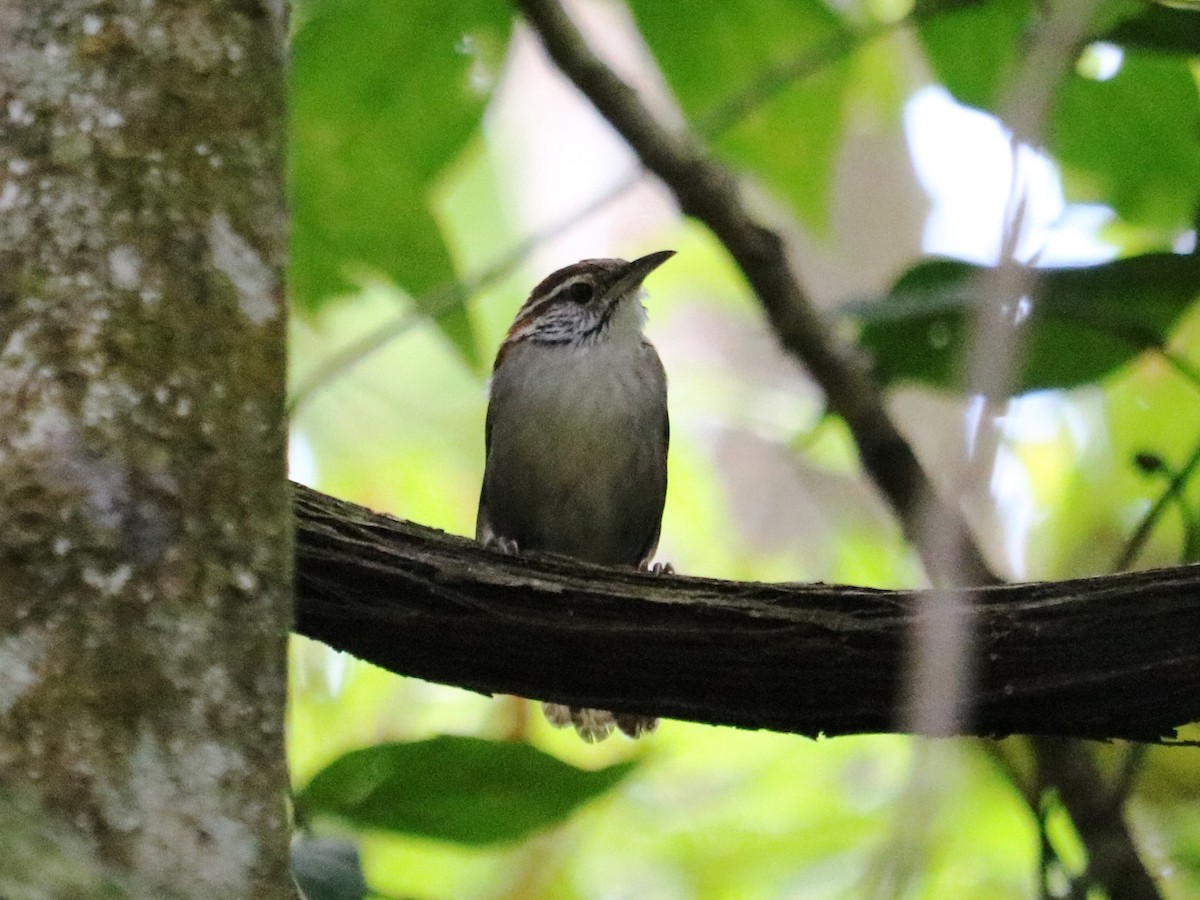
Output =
[{"x1": 476, "y1": 250, "x2": 674, "y2": 741}]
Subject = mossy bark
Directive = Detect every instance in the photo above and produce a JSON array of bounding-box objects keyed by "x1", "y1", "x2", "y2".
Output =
[{"x1": 0, "y1": 2, "x2": 291, "y2": 897}]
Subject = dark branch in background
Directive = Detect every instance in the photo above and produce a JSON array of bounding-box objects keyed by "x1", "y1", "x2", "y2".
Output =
[
  {"x1": 294, "y1": 484, "x2": 1200, "y2": 744},
  {"x1": 518, "y1": 0, "x2": 994, "y2": 585},
  {"x1": 1033, "y1": 739, "x2": 1162, "y2": 899},
  {"x1": 510, "y1": 1, "x2": 1160, "y2": 893}
]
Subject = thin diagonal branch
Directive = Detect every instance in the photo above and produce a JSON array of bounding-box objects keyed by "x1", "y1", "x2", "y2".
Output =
[
  {"x1": 514, "y1": 0, "x2": 993, "y2": 586},
  {"x1": 1033, "y1": 739, "x2": 1162, "y2": 899},
  {"x1": 512, "y1": 2, "x2": 1159, "y2": 894},
  {"x1": 1117, "y1": 437, "x2": 1200, "y2": 571}
]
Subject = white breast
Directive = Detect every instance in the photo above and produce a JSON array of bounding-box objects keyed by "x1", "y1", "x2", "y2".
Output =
[{"x1": 494, "y1": 298, "x2": 656, "y2": 451}]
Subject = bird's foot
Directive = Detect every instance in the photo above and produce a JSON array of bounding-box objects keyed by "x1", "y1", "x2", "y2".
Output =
[
  {"x1": 615, "y1": 713, "x2": 659, "y2": 738},
  {"x1": 542, "y1": 703, "x2": 658, "y2": 742},
  {"x1": 641, "y1": 560, "x2": 673, "y2": 575},
  {"x1": 482, "y1": 534, "x2": 520, "y2": 555},
  {"x1": 543, "y1": 703, "x2": 613, "y2": 742}
]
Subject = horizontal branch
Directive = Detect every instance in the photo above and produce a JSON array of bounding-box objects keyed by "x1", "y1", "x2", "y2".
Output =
[{"x1": 294, "y1": 484, "x2": 1200, "y2": 743}]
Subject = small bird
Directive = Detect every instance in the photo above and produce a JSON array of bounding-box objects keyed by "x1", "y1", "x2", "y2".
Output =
[{"x1": 476, "y1": 250, "x2": 674, "y2": 741}]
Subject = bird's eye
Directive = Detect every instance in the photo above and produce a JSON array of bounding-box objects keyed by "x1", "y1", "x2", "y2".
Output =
[{"x1": 564, "y1": 281, "x2": 594, "y2": 304}]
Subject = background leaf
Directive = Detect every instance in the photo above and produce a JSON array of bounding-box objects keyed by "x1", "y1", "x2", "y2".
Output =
[
  {"x1": 1050, "y1": 50, "x2": 1200, "y2": 232},
  {"x1": 627, "y1": 0, "x2": 852, "y2": 228},
  {"x1": 917, "y1": 0, "x2": 1033, "y2": 112},
  {"x1": 1100, "y1": 6, "x2": 1200, "y2": 56},
  {"x1": 854, "y1": 253, "x2": 1200, "y2": 392},
  {"x1": 289, "y1": 0, "x2": 512, "y2": 362},
  {"x1": 296, "y1": 736, "x2": 637, "y2": 846}
]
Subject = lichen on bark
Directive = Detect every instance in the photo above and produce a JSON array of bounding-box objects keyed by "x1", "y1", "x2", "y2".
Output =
[{"x1": 0, "y1": 2, "x2": 292, "y2": 896}]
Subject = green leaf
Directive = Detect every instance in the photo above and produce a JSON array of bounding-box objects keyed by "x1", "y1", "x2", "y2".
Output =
[
  {"x1": 854, "y1": 253, "x2": 1200, "y2": 392},
  {"x1": 1100, "y1": 6, "x2": 1200, "y2": 55},
  {"x1": 917, "y1": 0, "x2": 1034, "y2": 112},
  {"x1": 1051, "y1": 50, "x2": 1200, "y2": 232},
  {"x1": 289, "y1": 0, "x2": 511, "y2": 362},
  {"x1": 296, "y1": 736, "x2": 638, "y2": 846},
  {"x1": 627, "y1": 0, "x2": 852, "y2": 228}
]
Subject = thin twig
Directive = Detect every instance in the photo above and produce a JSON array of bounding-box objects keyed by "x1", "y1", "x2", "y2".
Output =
[
  {"x1": 903, "y1": 0, "x2": 1107, "y2": 734},
  {"x1": 1116, "y1": 437, "x2": 1200, "y2": 571},
  {"x1": 696, "y1": 27, "x2": 862, "y2": 136},
  {"x1": 978, "y1": 741, "x2": 1059, "y2": 898},
  {"x1": 957, "y1": 0, "x2": 1161, "y2": 889}
]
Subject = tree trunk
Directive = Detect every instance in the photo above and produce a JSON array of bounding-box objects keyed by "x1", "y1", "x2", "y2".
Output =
[{"x1": 0, "y1": 2, "x2": 291, "y2": 897}]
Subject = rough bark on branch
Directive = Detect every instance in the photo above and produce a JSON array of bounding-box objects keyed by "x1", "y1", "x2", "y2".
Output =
[{"x1": 295, "y1": 484, "x2": 1199, "y2": 744}]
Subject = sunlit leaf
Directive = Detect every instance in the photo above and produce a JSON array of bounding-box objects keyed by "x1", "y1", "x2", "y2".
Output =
[
  {"x1": 1130, "y1": 739, "x2": 1200, "y2": 804},
  {"x1": 627, "y1": 0, "x2": 852, "y2": 228},
  {"x1": 296, "y1": 736, "x2": 637, "y2": 846},
  {"x1": 917, "y1": 0, "x2": 1033, "y2": 111},
  {"x1": 289, "y1": 0, "x2": 511, "y2": 363},
  {"x1": 853, "y1": 253, "x2": 1200, "y2": 392}
]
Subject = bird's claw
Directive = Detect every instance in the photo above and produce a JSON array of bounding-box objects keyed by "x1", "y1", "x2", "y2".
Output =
[
  {"x1": 483, "y1": 534, "x2": 520, "y2": 555},
  {"x1": 542, "y1": 703, "x2": 657, "y2": 741}
]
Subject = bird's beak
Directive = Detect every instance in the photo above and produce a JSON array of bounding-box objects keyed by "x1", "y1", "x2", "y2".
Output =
[{"x1": 615, "y1": 249, "x2": 675, "y2": 296}]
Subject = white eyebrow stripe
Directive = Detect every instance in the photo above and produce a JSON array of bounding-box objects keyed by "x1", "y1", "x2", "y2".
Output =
[
  {"x1": 514, "y1": 274, "x2": 596, "y2": 327},
  {"x1": 543, "y1": 274, "x2": 593, "y2": 302}
]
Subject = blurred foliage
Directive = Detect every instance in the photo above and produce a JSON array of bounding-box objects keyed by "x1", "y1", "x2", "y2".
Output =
[
  {"x1": 290, "y1": 0, "x2": 512, "y2": 364},
  {"x1": 1100, "y1": 6, "x2": 1200, "y2": 55},
  {"x1": 628, "y1": 0, "x2": 853, "y2": 228},
  {"x1": 297, "y1": 737, "x2": 637, "y2": 845},
  {"x1": 855, "y1": 253, "x2": 1200, "y2": 392},
  {"x1": 286, "y1": 0, "x2": 1200, "y2": 897},
  {"x1": 917, "y1": 0, "x2": 1034, "y2": 111},
  {"x1": 1053, "y1": 49, "x2": 1200, "y2": 232}
]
